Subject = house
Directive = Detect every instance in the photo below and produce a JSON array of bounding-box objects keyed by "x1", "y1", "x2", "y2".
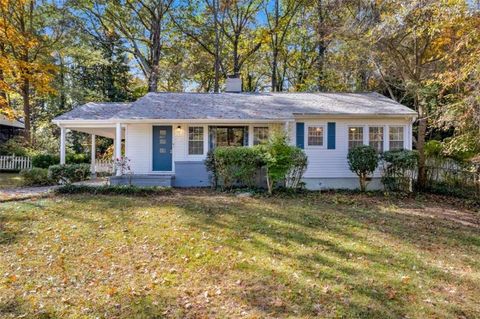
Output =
[
  {"x1": 53, "y1": 83, "x2": 417, "y2": 190},
  {"x1": 0, "y1": 115, "x2": 24, "y2": 144}
]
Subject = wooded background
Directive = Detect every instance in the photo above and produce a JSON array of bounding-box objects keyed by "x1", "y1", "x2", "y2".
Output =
[{"x1": 0, "y1": 0, "x2": 479, "y2": 187}]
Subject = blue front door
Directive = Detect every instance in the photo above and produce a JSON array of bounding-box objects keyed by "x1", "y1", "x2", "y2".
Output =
[{"x1": 152, "y1": 126, "x2": 173, "y2": 171}]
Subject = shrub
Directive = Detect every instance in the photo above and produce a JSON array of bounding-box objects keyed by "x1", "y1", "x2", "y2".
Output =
[
  {"x1": 32, "y1": 154, "x2": 59, "y2": 169},
  {"x1": 286, "y1": 147, "x2": 308, "y2": 189},
  {"x1": 0, "y1": 136, "x2": 29, "y2": 156},
  {"x1": 213, "y1": 147, "x2": 265, "y2": 189},
  {"x1": 20, "y1": 168, "x2": 54, "y2": 186},
  {"x1": 381, "y1": 150, "x2": 418, "y2": 192},
  {"x1": 48, "y1": 164, "x2": 91, "y2": 184},
  {"x1": 347, "y1": 145, "x2": 379, "y2": 192},
  {"x1": 205, "y1": 150, "x2": 218, "y2": 189},
  {"x1": 66, "y1": 153, "x2": 90, "y2": 164},
  {"x1": 261, "y1": 133, "x2": 306, "y2": 194},
  {"x1": 55, "y1": 184, "x2": 173, "y2": 196}
]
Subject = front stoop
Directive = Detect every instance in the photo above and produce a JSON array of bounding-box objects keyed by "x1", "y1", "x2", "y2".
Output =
[{"x1": 109, "y1": 175, "x2": 174, "y2": 187}]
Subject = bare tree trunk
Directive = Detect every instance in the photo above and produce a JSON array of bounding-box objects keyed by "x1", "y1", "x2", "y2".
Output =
[
  {"x1": 22, "y1": 77, "x2": 31, "y2": 144},
  {"x1": 148, "y1": 10, "x2": 162, "y2": 93},
  {"x1": 316, "y1": 0, "x2": 327, "y2": 91},
  {"x1": 233, "y1": 37, "x2": 240, "y2": 75},
  {"x1": 417, "y1": 101, "x2": 427, "y2": 189},
  {"x1": 213, "y1": 0, "x2": 220, "y2": 93},
  {"x1": 271, "y1": 0, "x2": 279, "y2": 92}
]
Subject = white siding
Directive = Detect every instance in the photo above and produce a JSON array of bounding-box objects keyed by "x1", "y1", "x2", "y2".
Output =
[
  {"x1": 298, "y1": 118, "x2": 413, "y2": 178},
  {"x1": 125, "y1": 124, "x2": 152, "y2": 174},
  {"x1": 124, "y1": 118, "x2": 413, "y2": 178}
]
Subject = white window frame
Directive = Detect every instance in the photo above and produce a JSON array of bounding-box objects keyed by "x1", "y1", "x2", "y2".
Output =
[
  {"x1": 253, "y1": 126, "x2": 269, "y2": 145},
  {"x1": 348, "y1": 126, "x2": 365, "y2": 150},
  {"x1": 305, "y1": 124, "x2": 326, "y2": 148},
  {"x1": 187, "y1": 125, "x2": 206, "y2": 156},
  {"x1": 369, "y1": 126, "x2": 384, "y2": 153},
  {"x1": 389, "y1": 126, "x2": 405, "y2": 151}
]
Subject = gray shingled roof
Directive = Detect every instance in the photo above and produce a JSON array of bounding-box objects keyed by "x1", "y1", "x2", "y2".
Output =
[
  {"x1": 54, "y1": 92, "x2": 416, "y2": 121},
  {"x1": 54, "y1": 102, "x2": 132, "y2": 120}
]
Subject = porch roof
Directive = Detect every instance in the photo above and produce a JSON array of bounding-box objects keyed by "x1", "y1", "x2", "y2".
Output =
[{"x1": 53, "y1": 92, "x2": 417, "y2": 123}]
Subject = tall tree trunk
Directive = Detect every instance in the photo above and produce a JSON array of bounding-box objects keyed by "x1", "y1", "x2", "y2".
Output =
[
  {"x1": 417, "y1": 99, "x2": 427, "y2": 189},
  {"x1": 148, "y1": 10, "x2": 163, "y2": 92},
  {"x1": 233, "y1": 37, "x2": 240, "y2": 75},
  {"x1": 271, "y1": 0, "x2": 279, "y2": 92},
  {"x1": 316, "y1": 0, "x2": 327, "y2": 91},
  {"x1": 22, "y1": 77, "x2": 31, "y2": 144},
  {"x1": 213, "y1": 0, "x2": 220, "y2": 93}
]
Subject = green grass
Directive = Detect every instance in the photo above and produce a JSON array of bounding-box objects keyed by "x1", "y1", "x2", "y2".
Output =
[
  {"x1": 0, "y1": 190, "x2": 479, "y2": 318},
  {"x1": 0, "y1": 173, "x2": 23, "y2": 189}
]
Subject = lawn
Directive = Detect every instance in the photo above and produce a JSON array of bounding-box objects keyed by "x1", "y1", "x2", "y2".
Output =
[
  {"x1": 0, "y1": 190, "x2": 479, "y2": 318},
  {"x1": 0, "y1": 173, "x2": 22, "y2": 189}
]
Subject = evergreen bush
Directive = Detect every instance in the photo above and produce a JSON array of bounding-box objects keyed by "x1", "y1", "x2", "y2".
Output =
[
  {"x1": 48, "y1": 164, "x2": 91, "y2": 184},
  {"x1": 347, "y1": 145, "x2": 379, "y2": 192},
  {"x1": 20, "y1": 168, "x2": 55, "y2": 186}
]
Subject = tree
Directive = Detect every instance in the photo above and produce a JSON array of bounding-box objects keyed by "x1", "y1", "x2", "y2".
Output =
[
  {"x1": 0, "y1": 0, "x2": 63, "y2": 143},
  {"x1": 365, "y1": 0, "x2": 468, "y2": 189},
  {"x1": 79, "y1": 0, "x2": 175, "y2": 92},
  {"x1": 264, "y1": 0, "x2": 302, "y2": 91},
  {"x1": 347, "y1": 145, "x2": 379, "y2": 192}
]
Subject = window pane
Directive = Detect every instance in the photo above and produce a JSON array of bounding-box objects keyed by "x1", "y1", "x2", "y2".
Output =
[
  {"x1": 308, "y1": 126, "x2": 324, "y2": 146},
  {"x1": 188, "y1": 126, "x2": 204, "y2": 155},
  {"x1": 369, "y1": 126, "x2": 384, "y2": 153},
  {"x1": 253, "y1": 127, "x2": 269, "y2": 145},
  {"x1": 211, "y1": 126, "x2": 247, "y2": 148},
  {"x1": 348, "y1": 127, "x2": 364, "y2": 150},
  {"x1": 389, "y1": 126, "x2": 404, "y2": 150}
]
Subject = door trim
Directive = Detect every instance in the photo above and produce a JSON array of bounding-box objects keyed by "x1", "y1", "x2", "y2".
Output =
[{"x1": 152, "y1": 125, "x2": 174, "y2": 173}]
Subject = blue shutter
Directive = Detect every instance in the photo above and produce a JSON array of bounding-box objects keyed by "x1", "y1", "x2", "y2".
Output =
[
  {"x1": 327, "y1": 122, "x2": 336, "y2": 150},
  {"x1": 296, "y1": 122, "x2": 304, "y2": 149}
]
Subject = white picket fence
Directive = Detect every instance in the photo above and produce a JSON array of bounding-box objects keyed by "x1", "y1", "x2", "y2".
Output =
[
  {"x1": 95, "y1": 159, "x2": 114, "y2": 173},
  {"x1": 0, "y1": 155, "x2": 32, "y2": 171}
]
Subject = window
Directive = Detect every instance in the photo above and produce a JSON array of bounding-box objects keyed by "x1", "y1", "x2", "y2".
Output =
[
  {"x1": 188, "y1": 126, "x2": 204, "y2": 155},
  {"x1": 253, "y1": 127, "x2": 269, "y2": 145},
  {"x1": 307, "y1": 126, "x2": 324, "y2": 146},
  {"x1": 348, "y1": 127, "x2": 364, "y2": 150},
  {"x1": 210, "y1": 126, "x2": 247, "y2": 148},
  {"x1": 369, "y1": 126, "x2": 384, "y2": 153},
  {"x1": 389, "y1": 126, "x2": 404, "y2": 150}
]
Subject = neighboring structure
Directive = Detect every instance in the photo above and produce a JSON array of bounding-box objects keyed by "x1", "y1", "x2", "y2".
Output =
[
  {"x1": 0, "y1": 116, "x2": 25, "y2": 143},
  {"x1": 53, "y1": 91, "x2": 417, "y2": 190}
]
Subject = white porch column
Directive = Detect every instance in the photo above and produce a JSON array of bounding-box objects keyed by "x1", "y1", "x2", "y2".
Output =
[
  {"x1": 60, "y1": 127, "x2": 66, "y2": 165},
  {"x1": 115, "y1": 123, "x2": 122, "y2": 176},
  {"x1": 91, "y1": 134, "x2": 96, "y2": 175}
]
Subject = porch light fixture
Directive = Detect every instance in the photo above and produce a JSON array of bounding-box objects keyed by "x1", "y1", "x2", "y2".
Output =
[{"x1": 176, "y1": 125, "x2": 182, "y2": 131}]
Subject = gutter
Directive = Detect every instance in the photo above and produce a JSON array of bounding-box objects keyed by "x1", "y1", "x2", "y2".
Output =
[{"x1": 52, "y1": 113, "x2": 418, "y2": 127}]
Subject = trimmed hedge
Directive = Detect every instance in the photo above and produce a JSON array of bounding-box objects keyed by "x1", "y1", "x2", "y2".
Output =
[
  {"x1": 206, "y1": 134, "x2": 308, "y2": 194},
  {"x1": 48, "y1": 164, "x2": 91, "y2": 184},
  {"x1": 32, "y1": 153, "x2": 90, "y2": 169},
  {"x1": 213, "y1": 147, "x2": 265, "y2": 189},
  {"x1": 347, "y1": 145, "x2": 379, "y2": 192},
  {"x1": 32, "y1": 154, "x2": 59, "y2": 169},
  {"x1": 55, "y1": 184, "x2": 173, "y2": 196},
  {"x1": 20, "y1": 168, "x2": 55, "y2": 186}
]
